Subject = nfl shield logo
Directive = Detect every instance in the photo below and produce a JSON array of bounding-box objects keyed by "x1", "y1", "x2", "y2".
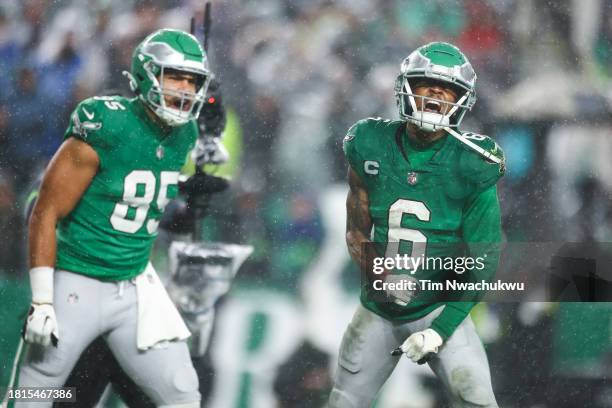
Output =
[
  {"x1": 67, "y1": 293, "x2": 79, "y2": 304},
  {"x1": 407, "y1": 172, "x2": 418, "y2": 185},
  {"x1": 156, "y1": 145, "x2": 164, "y2": 160}
]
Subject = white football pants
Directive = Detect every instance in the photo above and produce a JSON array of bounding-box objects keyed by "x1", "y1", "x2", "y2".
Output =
[
  {"x1": 328, "y1": 304, "x2": 498, "y2": 408},
  {"x1": 15, "y1": 270, "x2": 200, "y2": 407}
]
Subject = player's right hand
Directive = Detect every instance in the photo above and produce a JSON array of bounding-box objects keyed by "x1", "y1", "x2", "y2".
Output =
[
  {"x1": 391, "y1": 328, "x2": 443, "y2": 365},
  {"x1": 23, "y1": 303, "x2": 59, "y2": 347}
]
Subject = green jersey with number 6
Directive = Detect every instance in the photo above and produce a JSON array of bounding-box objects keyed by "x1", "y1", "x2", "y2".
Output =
[
  {"x1": 56, "y1": 96, "x2": 196, "y2": 281},
  {"x1": 343, "y1": 117, "x2": 505, "y2": 340}
]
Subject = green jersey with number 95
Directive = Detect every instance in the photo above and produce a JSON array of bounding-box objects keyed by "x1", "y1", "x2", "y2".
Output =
[
  {"x1": 343, "y1": 117, "x2": 505, "y2": 339},
  {"x1": 56, "y1": 96, "x2": 196, "y2": 281}
]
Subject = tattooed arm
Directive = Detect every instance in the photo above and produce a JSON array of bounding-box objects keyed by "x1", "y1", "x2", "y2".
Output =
[{"x1": 346, "y1": 166, "x2": 381, "y2": 281}]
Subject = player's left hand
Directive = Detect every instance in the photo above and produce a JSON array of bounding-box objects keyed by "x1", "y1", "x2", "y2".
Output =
[{"x1": 392, "y1": 328, "x2": 443, "y2": 364}]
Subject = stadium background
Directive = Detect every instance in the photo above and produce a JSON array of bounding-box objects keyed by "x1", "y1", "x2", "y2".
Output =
[{"x1": 0, "y1": 0, "x2": 611, "y2": 406}]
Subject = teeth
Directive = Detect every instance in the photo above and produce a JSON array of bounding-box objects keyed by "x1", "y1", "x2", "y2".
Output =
[{"x1": 424, "y1": 100, "x2": 441, "y2": 112}]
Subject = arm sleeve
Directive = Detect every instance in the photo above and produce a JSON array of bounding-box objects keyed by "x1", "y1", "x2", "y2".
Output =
[{"x1": 430, "y1": 185, "x2": 501, "y2": 340}]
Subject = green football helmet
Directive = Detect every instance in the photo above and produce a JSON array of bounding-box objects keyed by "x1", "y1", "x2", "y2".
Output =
[
  {"x1": 394, "y1": 42, "x2": 476, "y2": 132},
  {"x1": 124, "y1": 29, "x2": 211, "y2": 127}
]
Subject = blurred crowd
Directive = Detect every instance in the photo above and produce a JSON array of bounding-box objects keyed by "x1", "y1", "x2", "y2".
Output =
[{"x1": 1, "y1": 0, "x2": 611, "y2": 407}]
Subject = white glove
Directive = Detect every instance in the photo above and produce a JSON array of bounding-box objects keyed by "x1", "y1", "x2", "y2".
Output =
[
  {"x1": 24, "y1": 304, "x2": 59, "y2": 347},
  {"x1": 24, "y1": 267, "x2": 59, "y2": 347},
  {"x1": 383, "y1": 274, "x2": 419, "y2": 306},
  {"x1": 396, "y1": 328, "x2": 443, "y2": 364}
]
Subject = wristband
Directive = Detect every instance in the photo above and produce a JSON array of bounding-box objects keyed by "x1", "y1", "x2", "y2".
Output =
[{"x1": 29, "y1": 266, "x2": 54, "y2": 304}]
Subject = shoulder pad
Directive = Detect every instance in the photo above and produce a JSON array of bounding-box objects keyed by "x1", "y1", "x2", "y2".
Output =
[
  {"x1": 69, "y1": 98, "x2": 104, "y2": 138},
  {"x1": 458, "y1": 132, "x2": 505, "y2": 165},
  {"x1": 343, "y1": 117, "x2": 398, "y2": 144},
  {"x1": 455, "y1": 132, "x2": 505, "y2": 190},
  {"x1": 452, "y1": 131, "x2": 505, "y2": 172},
  {"x1": 344, "y1": 117, "x2": 377, "y2": 142},
  {"x1": 343, "y1": 117, "x2": 396, "y2": 178},
  {"x1": 68, "y1": 96, "x2": 130, "y2": 139},
  {"x1": 88, "y1": 95, "x2": 129, "y2": 115}
]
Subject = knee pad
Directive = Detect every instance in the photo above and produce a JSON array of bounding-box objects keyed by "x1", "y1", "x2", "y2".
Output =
[
  {"x1": 172, "y1": 363, "x2": 199, "y2": 393},
  {"x1": 156, "y1": 363, "x2": 200, "y2": 406},
  {"x1": 451, "y1": 367, "x2": 497, "y2": 407}
]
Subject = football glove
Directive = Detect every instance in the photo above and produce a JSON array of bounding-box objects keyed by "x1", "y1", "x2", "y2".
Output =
[
  {"x1": 24, "y1": 266, "x2": 59, "y2": 347},
  {"x1": 383, "y1": 274, "x2": 419, "y2": 306},
  {"x1": 24, "y1": 304, "x2": 59, "y2": 347},
  {"x1": 392, "y1": 328, "x2": 443, "y2": 364}
]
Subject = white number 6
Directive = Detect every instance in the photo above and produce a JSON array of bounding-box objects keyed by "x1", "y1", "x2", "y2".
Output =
[{"x1": 385, "y1": 199, "x2": 430, "y2": 267}]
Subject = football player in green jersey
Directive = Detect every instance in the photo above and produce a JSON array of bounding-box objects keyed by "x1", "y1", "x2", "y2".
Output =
[
  {"x1": 328, "y1": 42, "x2": 504, "y2": 407},
  {"x1": 16, "y1": 29, "x2": 211, "y2": 407}
]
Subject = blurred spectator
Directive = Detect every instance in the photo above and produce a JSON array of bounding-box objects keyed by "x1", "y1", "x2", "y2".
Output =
[
  {"x1": 394, "y1": 0, "x2": 466, "y2": 43},
  {"x1": 19, "y1": 0, "x2": 49, "y2": 53},
  {"x1": 0, "y1": 105, "x2": 10, "y2": 168},
  {"x1": 264, "y1": 191, "x2": 323, "y2": 289},
  {"x1": 594, "y1": 0, "x2": 612, "y2": 79},
  {"x1": 0, "y1": 6, "x2": 21, "y2": 103},
  {"x1": 457, "y1": 0, "x2": 508, "y2": 102},
  {"x1": 6, "y1": 66, "x2": 49, "y2": 187}
]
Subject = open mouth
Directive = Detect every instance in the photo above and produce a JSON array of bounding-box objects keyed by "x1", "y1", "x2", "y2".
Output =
[
  {"x1": 424, "y1": 100, "x2": 442, "y2": 113},
  {"x1": 168, "y1": 97, "x2": 192, "y2": 112}
]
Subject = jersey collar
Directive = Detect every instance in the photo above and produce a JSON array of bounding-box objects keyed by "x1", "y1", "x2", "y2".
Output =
[
  {"x1": 133, "y1": 98, "x2": 174, "y2": 139},
  {"x1": 395, "y1": 122, "x2": 448, "y2": 169}
]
